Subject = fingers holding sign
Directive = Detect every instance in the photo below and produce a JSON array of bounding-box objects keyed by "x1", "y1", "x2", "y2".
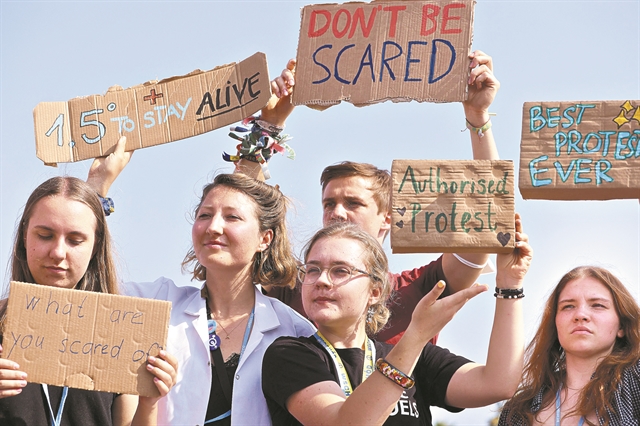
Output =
[
  {"x1": 464, "y1": 50, "x2": 500, "y2": 121},
  {"x1": 0, "y1": 344, "x2": 27, "y2": 399},
  {"x1": 261, "y1": 59, "x2": 297, "y2": 127},
  {"x1": 145, "y1": 350, "x2": 178, "y2": 398}
]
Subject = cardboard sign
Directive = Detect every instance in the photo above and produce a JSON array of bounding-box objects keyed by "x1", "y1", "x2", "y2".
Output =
[
  {"x1": 33, "y1": 52, "x2": 271, "y2": 166},
  {"x1": 2, "y1": 282, "x2": 171, "y2": 397},
  {"x1": 520, "y1": 100, "x2": 640, "y2": 200},
  {"x1": 293, "y1": 0, "x2": 474, "y2": 108},
  {"x1": 391, "y1": 160, "x2": 515, "y2": 253}
]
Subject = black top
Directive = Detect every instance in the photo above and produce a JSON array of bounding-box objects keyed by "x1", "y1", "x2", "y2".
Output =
[
  {"x1": 0, "y1": 382, "x2": 117, "y2": 426},
  {"x1": 205, "y1": 352, "x2": 240, "y2": 426},
  {"x1": 262, "y1": 336, "x2": 470, "y2": 425}
]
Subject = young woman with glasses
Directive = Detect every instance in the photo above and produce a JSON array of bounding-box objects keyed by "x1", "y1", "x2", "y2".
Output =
[{"x1": 262, "y1": 220, "x2": 532, "y2": 425}]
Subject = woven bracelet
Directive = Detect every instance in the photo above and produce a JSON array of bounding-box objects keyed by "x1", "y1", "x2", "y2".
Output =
[{"x1": 466, "y1": 118, "x2": 492, "y2": 137}]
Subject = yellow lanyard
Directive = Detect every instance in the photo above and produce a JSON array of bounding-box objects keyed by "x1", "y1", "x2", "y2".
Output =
[{"x1": 313, "y1": 331, "x2": 375, "y2": 397}]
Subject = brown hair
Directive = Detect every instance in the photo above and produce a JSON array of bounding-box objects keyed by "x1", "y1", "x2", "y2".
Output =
[
  {"x1": 302, "y1": 222, "x2": 391, "y2": 336},
  {"x1": 2, "y1": 177, "x2": 119, "y2": 329},
  {"x1": 504, "y1": 266, "x2": 640, "y2": 425},
  {"x1": 320, "y1": 161, "x2": 391, "y2": 216},
  {"x1": 182, "y1": 173, "x2": 297, "y2": 288}
]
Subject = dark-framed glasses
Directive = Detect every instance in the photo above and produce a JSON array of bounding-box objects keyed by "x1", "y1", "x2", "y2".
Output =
[{"x1": 297, "y1": 263, "x2": 374, "y2": 286}]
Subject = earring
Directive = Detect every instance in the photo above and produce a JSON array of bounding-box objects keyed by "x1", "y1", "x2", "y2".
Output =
[{"x1": 366, "y1": 306, "x2": 375, "y2": 325}]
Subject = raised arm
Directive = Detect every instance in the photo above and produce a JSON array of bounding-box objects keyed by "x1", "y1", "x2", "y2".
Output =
[
  {"x1": 442, "y1": 50, "x2": 501, "y2": 292},
  {"x1": 235, "y1": 59, "x2": 297, "y2": 181},
  {"x1": 444, "y1": 213, "x2": 531, "y2": 407},
  {"x1": 86, "y1": 136, "x2": 132, "y2": 197},
  {"x1": 284, "y1": 283, "x2": 488, "y2": 425}
]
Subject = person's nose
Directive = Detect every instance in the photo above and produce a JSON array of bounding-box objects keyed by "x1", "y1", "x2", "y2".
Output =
[
  {"x1": 330, "y1": 204, "x2": 347, "y2": 222},
  {"x1": 314, "y1": 268, "x2": 333, "y2": 288},
  {"x1": 49, "y1": 237, "x2": 67, "y2": 261}
]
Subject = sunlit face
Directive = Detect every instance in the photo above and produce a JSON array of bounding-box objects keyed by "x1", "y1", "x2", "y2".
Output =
[
  {"x1": 322, "y1": 176, "x2": 390, "y2": 243},
  {"x1": 25, "y1": 196, "x2": 97, "y2": 289},
  {"x1": 555, "y1": 277, "x2": 624, "y2": 361},
  {"x1": 302, "y1": 237, "x2": 379, "y2": 334},
  {"x1": 192, "y1": 186, "x2": 271, "y2": 275}
]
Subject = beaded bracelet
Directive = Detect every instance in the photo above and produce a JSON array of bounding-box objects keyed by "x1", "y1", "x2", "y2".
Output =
[
  {"x1": 466, "y1": 118, "x2": 492, "y2": 137},
  {"x1": 375, "y1": 358, "x2": 415, "y2": 390},
  {"x1": 494, "y1": 287, "x2": 524, "y2": 299},
  {"x1": 98, "y1": 195, "x2": 115, "y2": 217},
  {"x1": 222, "y1": 116, "x2": 294, "y2": 179}
]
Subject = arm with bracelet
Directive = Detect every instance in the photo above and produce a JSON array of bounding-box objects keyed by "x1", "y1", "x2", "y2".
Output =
[
  {"x1": 229, "y1": 59, "x2": 297, "y2": 181},
  {"x1": 261, "y1": 216, "x2": 531, "y2": 425},
  {"x1": 441, "y1": 50, "x2": 500, "y2": 294}
]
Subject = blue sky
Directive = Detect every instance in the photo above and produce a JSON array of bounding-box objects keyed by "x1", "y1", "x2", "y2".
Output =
[{"x1": 1, "y1": 1, "x2": 639, "y2": 424}]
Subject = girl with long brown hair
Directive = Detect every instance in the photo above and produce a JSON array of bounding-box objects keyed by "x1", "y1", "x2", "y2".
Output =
[{"x1": 499, "y1": 266, "x2": 640, "y2": 425}]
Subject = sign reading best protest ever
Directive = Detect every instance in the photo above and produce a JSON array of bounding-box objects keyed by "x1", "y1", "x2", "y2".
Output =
[
  {"x1": 293, "y1": 0, "x2": 475, "y2": 108},
  {"x1": 520, "y1": 100, "x2": 640, "y2": 200}
]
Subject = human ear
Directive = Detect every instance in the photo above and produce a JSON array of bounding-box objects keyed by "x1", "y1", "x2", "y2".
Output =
[
  {"x1": 617, "y1": 328, "x2": 625, "y2": 338},
  {"x1": 259, "y1": 229, "x2": 274, "y2": 252},
  {"x1": 369, "y1": 284, "x2": 381, "y2": 306}
]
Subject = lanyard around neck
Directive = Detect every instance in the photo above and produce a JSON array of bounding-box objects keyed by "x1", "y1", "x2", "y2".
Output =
[
  {"x1": 204, "y1": 294, "x2": 255, "y2": 424},
  {"x1": 555, "y1": 388, "x2": 585, "y2": 426},
  {"x1": 42, "y1": 384, "x2": 68, "y2": 426},
  {"x1": 313, "y1": 331, "x2": 375, "y2": 397}
]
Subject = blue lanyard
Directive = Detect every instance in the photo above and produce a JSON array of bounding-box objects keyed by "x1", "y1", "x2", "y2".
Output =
[
  {"x1": 42, "y1": 384, "x2": 68, "y2": 426},
  {"x1": 204, "y1": 308, "x2": 255, "y2": 424},
  {"x1": 555, "y1": 388, "x2": 585, "y2": 426}
]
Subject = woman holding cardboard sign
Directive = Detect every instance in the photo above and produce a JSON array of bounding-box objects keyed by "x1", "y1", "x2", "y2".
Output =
[
  {"x1": 261, "y1": 219, "x2": 531, "y2": 425},
  {"x1": 0, "y1": 176, "x2": 177, "y2": 425},
  {"x1": 88, "y1": 146, "x2": 317, "y2": 425}
]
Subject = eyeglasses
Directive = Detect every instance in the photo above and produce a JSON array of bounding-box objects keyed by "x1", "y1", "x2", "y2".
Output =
[{"x1": 297, "y1": 263, "x2": 374, "y2": 286}]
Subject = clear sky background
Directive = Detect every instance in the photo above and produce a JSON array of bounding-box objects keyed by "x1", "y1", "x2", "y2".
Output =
[{"x1": 1, "y1": 1, "x2": 639, "y2": 424}]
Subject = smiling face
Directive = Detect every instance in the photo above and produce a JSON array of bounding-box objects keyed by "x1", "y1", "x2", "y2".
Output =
[
  {"x1": 25, "y1": 196, "x2": 97, "y2": 289},
  {"x1": 321, "y1": 176, "x2": 390, "y2": 244},
  {"x1": 302, "y1": 236, "x2": 380, "y2": 337},
  {"x1": 192, "y1": 185, "x2": 271, "y2": 276},
  {"x1": 555, "y1": 277, "x2": 624, "y2": 361}
]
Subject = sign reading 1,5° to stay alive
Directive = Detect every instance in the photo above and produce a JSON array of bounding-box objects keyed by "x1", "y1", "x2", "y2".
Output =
[{"x1": 33, "y1": 52, "x2": 271, "y2": 166}]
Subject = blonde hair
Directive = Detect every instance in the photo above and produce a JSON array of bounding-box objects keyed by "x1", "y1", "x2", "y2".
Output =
[{"x1": 303, "y1": 222, "x2": 391, "y2": 335}]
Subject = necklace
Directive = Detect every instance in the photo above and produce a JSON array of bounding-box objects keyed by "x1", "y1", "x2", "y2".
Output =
[{"x1": 213, "y1": 312, "x2": 249, "y2": 339}]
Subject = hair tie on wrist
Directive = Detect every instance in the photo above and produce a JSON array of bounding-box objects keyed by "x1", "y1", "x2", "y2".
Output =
[
  {"x1": 222, "y1": 116, "x2": 294, "y2": 180},
  {"x1": 375, "y1": 358, "x2": 415, "y2": 390},
  {"x1": 452, "y1": 253, "x2": 489, "y2": 269},
  {"x1": 98, "y1": 195, "x2": 114, "y2": 216},
  {"x1": 465, "y1": 118, "x2": 492, "y2": 138}
]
